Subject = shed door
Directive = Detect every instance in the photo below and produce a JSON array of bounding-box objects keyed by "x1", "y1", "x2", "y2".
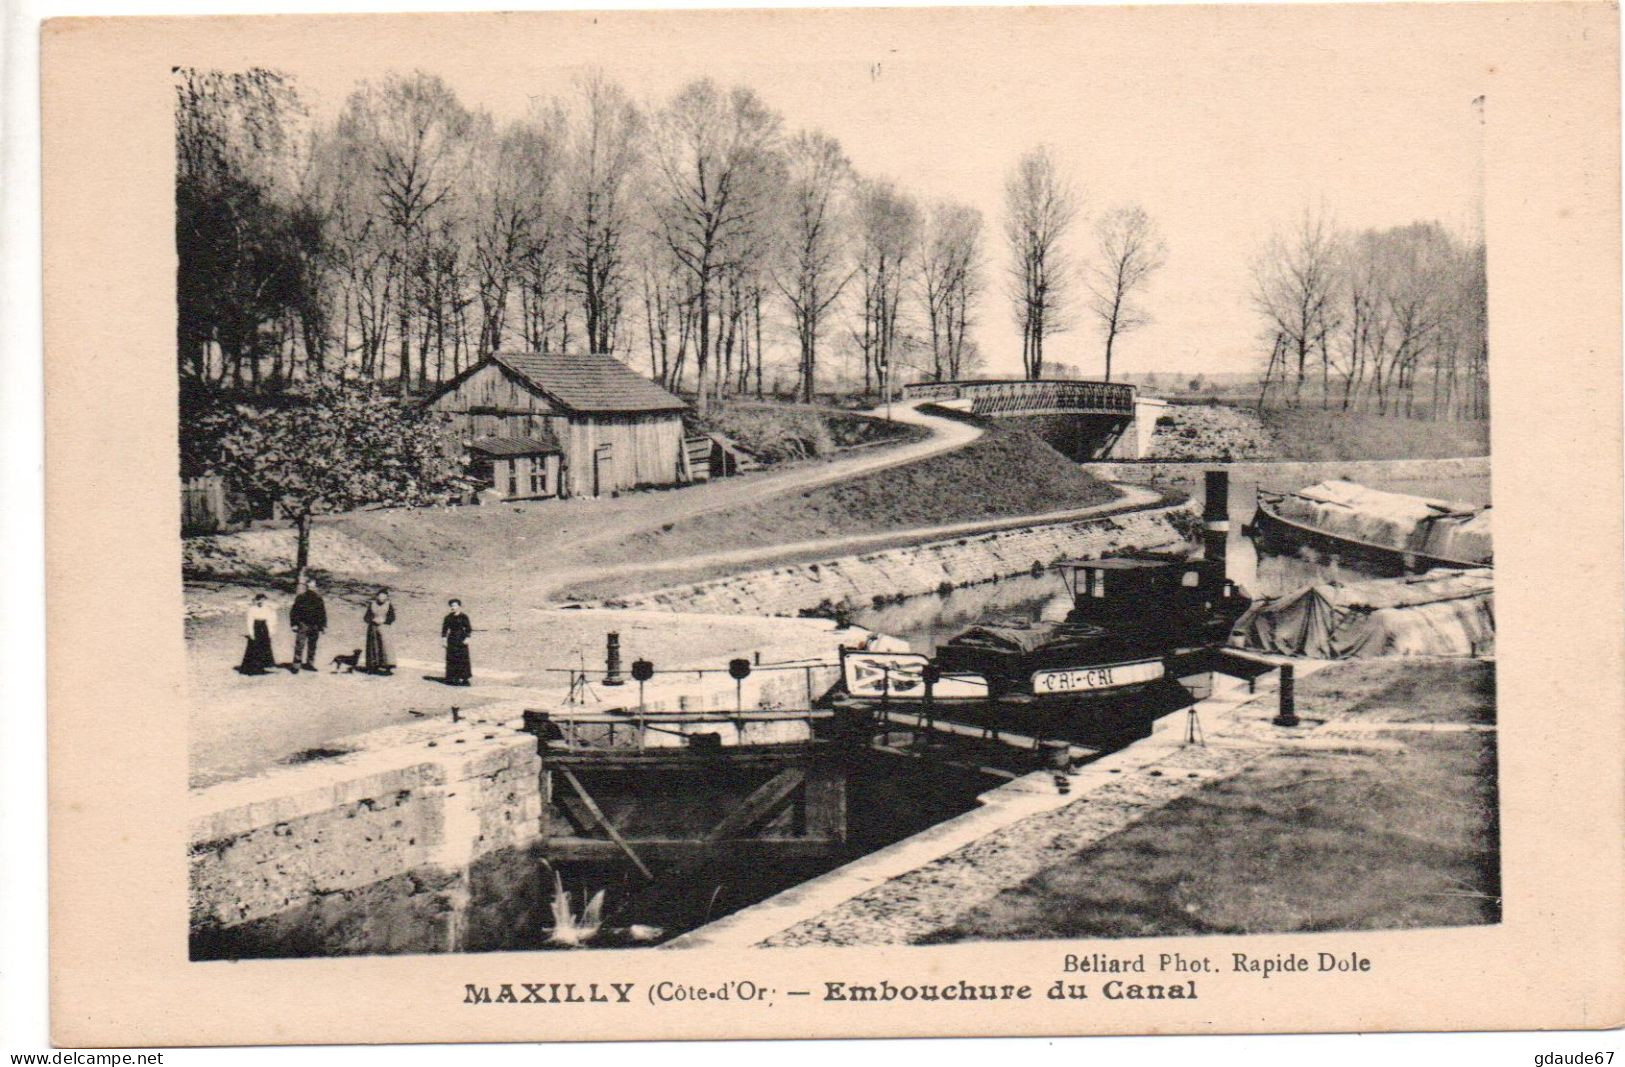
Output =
[{"x1": 593, "y1": 443, "x2": 614, "y2": 497}]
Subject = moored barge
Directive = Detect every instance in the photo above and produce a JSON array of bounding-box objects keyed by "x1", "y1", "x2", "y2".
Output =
[{"x1": 1249, "y1": 480, "x2": 1491, "y2": 576}]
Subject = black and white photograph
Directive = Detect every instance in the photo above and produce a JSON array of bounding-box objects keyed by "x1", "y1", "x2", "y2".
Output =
[
  {"x1": 24, "y1": 0, "x2": 1623, "y2": 1051},
  {"x1": 175, "y1": 17, "x2": 1497, "y2": 961}
]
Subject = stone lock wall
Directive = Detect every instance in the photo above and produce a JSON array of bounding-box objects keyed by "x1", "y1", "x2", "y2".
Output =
[{"x1": 189, "y1": 725, "x2": 543, "y2": 959}]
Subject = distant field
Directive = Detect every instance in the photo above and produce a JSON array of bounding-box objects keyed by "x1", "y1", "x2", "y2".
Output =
[
  {"x1": 1143, "y1": 403, "x2": 1488, "y2": 463},
  {"x1": 1259, "y1": 406, "x2": 1489, "y2": 462},
  {"x1": 923, "y1": 659, "x2": 1499, "y2": 942}
]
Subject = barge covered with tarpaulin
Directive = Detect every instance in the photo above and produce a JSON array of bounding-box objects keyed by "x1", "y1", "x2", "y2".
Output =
[
  {"x1": 1229, "y1": 567, "x2": 1494, "y2": 658},
  {"x1": 1250, "y1": 479, "x2": 1492, "y2": 575}
]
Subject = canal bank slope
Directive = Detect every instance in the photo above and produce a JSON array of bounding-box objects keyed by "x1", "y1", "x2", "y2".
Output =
[{"x1": 673, "y1": 657, "x2": 1496, "y2": 948}]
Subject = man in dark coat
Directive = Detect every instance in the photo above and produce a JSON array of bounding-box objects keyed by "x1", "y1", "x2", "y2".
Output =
[
  {"x1": 290, "y1": 578, "x2": 328, "y2": 673},
  {"x1": 441, "y1": 599, "x2": 473, "y2": 686}
]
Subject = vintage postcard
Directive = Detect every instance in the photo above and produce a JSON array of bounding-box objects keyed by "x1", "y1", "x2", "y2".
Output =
[{"x1": 42, "y1": 2, "x2": 1623, "y2": 1047}]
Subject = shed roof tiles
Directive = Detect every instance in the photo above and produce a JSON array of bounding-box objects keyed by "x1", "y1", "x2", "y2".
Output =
[{"x1": 491, "y1": 351, "x2": 687, "y2": 414}]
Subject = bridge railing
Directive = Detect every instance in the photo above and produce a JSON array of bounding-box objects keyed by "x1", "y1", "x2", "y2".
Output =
[
  {"x1": 901, "y1": 381, "x2": 965, "y2": 401},
  {"x1": 903, "y1": 379, "x2": 1135, "y2": 414}
]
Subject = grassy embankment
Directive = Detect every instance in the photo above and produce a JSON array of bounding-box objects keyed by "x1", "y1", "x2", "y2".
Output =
[
  {"x1": 185, "y1": 403, "x2": 926, "y2": 589},
  {"x1": 559, "y1": 415, "x2": 1128, "y2": 600},
  {"x1": 923, "y1": 659, "x2": 1499, "y2": 941},
  {"x1": 686, "y1": 400, "x2": 928, "y2": 463}
]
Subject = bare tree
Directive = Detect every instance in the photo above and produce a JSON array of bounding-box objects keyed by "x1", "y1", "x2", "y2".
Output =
[
  {"x1": 1003, "y1": 145, "x2": 1078, "y2": 379},
  {"x1": 1086, "y1": 205, "x2": 1167, "y2": 382},
  {"x1": 469, "y1": 110, "x2": 564, "y2": 361},
  {"x1": 917, "y1": 201, "x2": 983, "y2": 382},
  {"x1": 1251, "y1": 207, "x2": 1341, "y2": 406},
  {"x1": 336, "y1": 71, "x2": 473, "y2": 396},
  {"x1": 648, "y1": 79, "x2": 782, "y2": 411},
  {"x1": 1372, "y1": 221, "x2": 1455, "y2": 416},
  {"x1": 175, "y1": 67, "x2": 320, "y2": 390},
  {"x1": 1329, "y1": 229, "x2": 1390, "y2": 410},
  {"x1": 639, "y1": 232, "x2": 694, "y2": 391},
  {"x1": 713, "y1": 149, "x2": 786, "y2": 404},
  {"x1": 560, "y1": 72, "x2": 644, "y2": 356},
  {"x1": 774, "y1": 130, "x2": 853, "y2": 403},
  {"x1": 853, "y1": 178, "x2": 921, "y2": 400}
]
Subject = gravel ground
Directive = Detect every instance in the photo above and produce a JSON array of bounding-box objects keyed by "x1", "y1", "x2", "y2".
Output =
[
  {"x1": 1147, "y1": 405, "x2": 1278, "y2": 461},
  {"x1": 762, "y1": 719, "x2": 1280, "y2": 946},
  {"x1": 762, "y1": 658, "x2": 1487, "y2": 946},
  {"x1": 183, "y1": 526, "x2": 399, "y2": 584}
]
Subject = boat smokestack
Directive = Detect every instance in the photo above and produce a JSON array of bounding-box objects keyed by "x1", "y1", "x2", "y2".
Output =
[{"x1": 1203, "y1": 469, "x2": 1230, "y2": 580}]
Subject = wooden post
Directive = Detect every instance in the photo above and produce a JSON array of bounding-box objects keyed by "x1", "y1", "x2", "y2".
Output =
[
  {"x1": 294, "y1": 510, "x2": 312, "y2": 584},
  {"x1": 538, "y1": 768, "x2": 553, "y2": 845},
  {"x1": 1273, "y1": 664, "x2": 1300, "y2": 727}
]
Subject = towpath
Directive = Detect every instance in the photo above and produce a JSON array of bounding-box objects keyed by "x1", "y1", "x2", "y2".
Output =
[{"x1": 553, "y1": 480, "x2": 1166, "y2": 603}]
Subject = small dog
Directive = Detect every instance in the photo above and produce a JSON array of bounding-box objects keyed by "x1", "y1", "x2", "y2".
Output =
[{"x1": 330, "y1": 649, "x2": 363, "y2": 673}]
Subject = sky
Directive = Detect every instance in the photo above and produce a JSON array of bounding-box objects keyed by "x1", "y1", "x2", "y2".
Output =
[{"x1": 262, "y1": 5, "x2": 1487, "y2": 381}]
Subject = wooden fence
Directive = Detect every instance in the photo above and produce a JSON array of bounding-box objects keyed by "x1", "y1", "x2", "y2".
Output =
[{"x1": 181, "y1": 475, "x2": 230, "y2": 535}]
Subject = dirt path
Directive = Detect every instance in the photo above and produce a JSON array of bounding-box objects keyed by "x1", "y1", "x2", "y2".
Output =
[
  {"x1": 280, "y1": 400, "x2": 982, "y2": 599},
  {"x1": 518, "y1": 399, "x2": 984, "y2": 559}
]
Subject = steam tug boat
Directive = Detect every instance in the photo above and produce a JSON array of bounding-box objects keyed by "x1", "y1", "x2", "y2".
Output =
[{"x1": 840, "y1": 472, "x2": 1251, "y2": 746}]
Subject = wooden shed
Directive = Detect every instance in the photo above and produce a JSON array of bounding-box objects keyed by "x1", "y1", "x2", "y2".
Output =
[
  {"x1": 469, "y1": 433, "x2": 563, "y2": 501},
  {"x1": 427, "y1": 352, "x2": 688, "y2": 498}
]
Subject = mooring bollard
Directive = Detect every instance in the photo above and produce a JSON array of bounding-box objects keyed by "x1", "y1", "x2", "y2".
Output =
[
  {"x1": 631, "y1": 659, "x2": 654, "y2": 715},
  {"x1": 1273, "y1": 664, "x2": 1300, "y2": 727},
  {"x1": 729, "y1": 657, "x2": 752, "y2": 714},
  {"x1": 603, "y1": 631, "x2": 625, "y2": 686},
  {"x1": 1040, "y1": 739, "x2": 1072, "y2": 772}
]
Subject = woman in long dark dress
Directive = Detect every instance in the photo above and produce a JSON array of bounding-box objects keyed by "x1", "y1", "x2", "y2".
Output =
[
  {"x1": 362, "y1": 590, "x2": 396, "y2": 675},
  {"x1": 238, "y1": 594, "x2": 278, "y2": 675},
  {"x1": 441, "y1": 599, "x2": 472, "y2": 686}
]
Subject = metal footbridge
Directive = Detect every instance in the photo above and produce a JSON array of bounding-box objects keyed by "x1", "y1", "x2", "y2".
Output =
[{"x1": 901, "y1": 379, "x2": 1136, "y2": 417}]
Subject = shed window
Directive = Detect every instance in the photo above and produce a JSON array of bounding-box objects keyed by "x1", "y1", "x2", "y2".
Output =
[
  {"x1": 507, "y1": 461, "x2": 518, "y2": 498},
  {"x1": 530, "y1": 460, "x2": 548, "y2": 496},
  {"x1": 1089, "y1": 569, "x2": 1107, "y2": 598}
]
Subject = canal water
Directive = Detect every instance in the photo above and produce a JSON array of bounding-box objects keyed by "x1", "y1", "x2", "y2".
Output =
[{"x1": 853, "y1": 466, "x2": 1493, "y2": 655}]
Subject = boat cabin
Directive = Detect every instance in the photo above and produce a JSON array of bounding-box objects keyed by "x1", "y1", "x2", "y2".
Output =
[
  {"x1": 1059, "y1": 557, "x2": 1203, "y2": 612},
  {"x1": 1054, "y1": 556, "x2": 1247, "y2": 647}
]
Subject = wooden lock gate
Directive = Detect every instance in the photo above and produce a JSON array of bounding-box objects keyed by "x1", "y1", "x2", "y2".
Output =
[{"x1": 521, "y1": 709, "x2": 853, "y2": 879}]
